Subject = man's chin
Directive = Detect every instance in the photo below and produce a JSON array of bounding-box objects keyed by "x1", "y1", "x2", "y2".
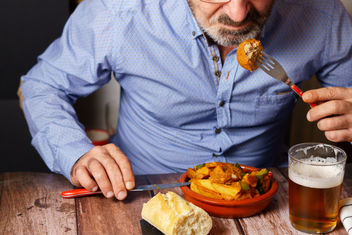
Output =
[
  {"x1": 206, "y1": 33, "x2": 249, "y2": 47},
  {"x1": 216, "y1": 38, "x2": 242, "y2": 47}
]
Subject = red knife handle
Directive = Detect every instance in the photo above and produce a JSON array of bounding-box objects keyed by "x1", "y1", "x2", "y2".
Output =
[
  {"x1": 61, "y1": 188, "x2": 102, "y2": 198},
  {"x1": 290, "y1": 84, "x2": 317, "y2": 108}
]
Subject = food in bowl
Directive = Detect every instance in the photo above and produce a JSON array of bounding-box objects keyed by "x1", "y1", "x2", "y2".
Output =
[
  {"x1": 180, "y1": 163, "x2": 278, "y2": 218},
  {"x1": 187, "y1": 162, "x2": 271, "y2": 200},
  {"x1": 237, "y1": 39, "x2": 264, "y2": 72}
]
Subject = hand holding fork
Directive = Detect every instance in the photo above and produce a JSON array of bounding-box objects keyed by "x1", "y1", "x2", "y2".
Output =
[
  {"x1": 257, "y1": 52, "x2": 317, "y2": 108},
  {"x1": 256, "y1": 51, "x2": 352, "y2": 143}
]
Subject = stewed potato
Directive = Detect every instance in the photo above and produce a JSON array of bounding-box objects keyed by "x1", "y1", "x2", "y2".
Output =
[{"x1": 186, "y1": 162, "x2": 271, "y2": 200}]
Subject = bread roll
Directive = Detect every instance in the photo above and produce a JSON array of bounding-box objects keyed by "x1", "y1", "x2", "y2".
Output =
[
  {"x1": 141, "y1": 191, "x2": 212, "y2": 235},
  {"x1": 237, "y1": 39, "x2": 264, "y2": 72}
]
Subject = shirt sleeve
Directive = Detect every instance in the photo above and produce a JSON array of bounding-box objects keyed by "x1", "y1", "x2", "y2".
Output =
[
  {"x1": 316, "y1": 0, "x2": 352, "y2": 87},
  {"x1": 21, "y1": 0, "x2": 116, "y2": 182}
]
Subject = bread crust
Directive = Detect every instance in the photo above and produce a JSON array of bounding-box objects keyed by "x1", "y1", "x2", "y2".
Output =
[{"x1": 141, "y1": 191, "x2": 212, "y2": 235}]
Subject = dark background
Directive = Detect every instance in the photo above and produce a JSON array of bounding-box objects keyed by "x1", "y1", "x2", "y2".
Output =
[{"x1": 0, "y1": 0, "x2": 72, "y2": 172}]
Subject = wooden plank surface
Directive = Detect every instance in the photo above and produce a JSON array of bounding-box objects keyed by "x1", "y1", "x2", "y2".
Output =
[
  {"x1": 75, "y1": 175, "x2": 151, "y2": 235},
  {"x1": 0, "y1": 172, "x2": 76, "y2": 234},
  {"x1": 1, "y1": 166, "x2": 351, "y2": 235}
]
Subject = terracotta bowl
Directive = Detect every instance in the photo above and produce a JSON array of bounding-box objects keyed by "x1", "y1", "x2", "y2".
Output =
[{"x1": 179, "y1": 165, "x2": 278, "y2": 218}]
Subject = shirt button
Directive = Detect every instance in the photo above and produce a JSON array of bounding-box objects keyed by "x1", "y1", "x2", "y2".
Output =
[
  {"x1": 192, "y1": 31, "x2": 195, "y2": 36},
  {"x1": 215, "y1": 70, "x2": 221, "y2": 77},
  {"x1": 215, "y1": 128, "x2": 221, "y2": 134},
  {"x1": 212, "y1": 56, "x2": 219, "y2": 62},
  {"x1": 219, "y1": 100, "x2": 225, "y2": 107}
]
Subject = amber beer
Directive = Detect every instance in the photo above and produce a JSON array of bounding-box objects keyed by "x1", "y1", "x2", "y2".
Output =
[
  {"x1": 289, "y1": 165, "x2": 343, "y2": 233},
  {"x1": 288, "y1": 143, "x2": 346, "y2": 234}
]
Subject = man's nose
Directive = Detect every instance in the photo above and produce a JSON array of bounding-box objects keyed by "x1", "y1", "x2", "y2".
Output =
[{"x1": 223, "y1": 0, "x2": 250, "y2": 23}]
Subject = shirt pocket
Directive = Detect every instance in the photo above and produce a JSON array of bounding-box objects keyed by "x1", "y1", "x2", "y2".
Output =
[{"x1": 254, "y1": 92, "x2": 297, "y2": 126}]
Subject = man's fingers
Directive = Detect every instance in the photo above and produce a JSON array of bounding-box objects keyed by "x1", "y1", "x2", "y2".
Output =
[
  {"x1": 317, "y1": 115, "x2": 352, "y2": 131},
  {"x1": 325, "y1": 129, "x2": 352, "y2": 142},
  {"x1": 105, "y1": 144, "x2": 135, "y2": 190},
  {"x1": 303, "y1": 87, "x2": 352, "y2": 103},
  {"x1": 70, "y1": 144, "x2": 134, "y2": 200},
  {"x1": 303, "y1": 87, "x2": 352, "y2": 143},
  {"x1": 307, "y1": 100, "x2": 350, "y2": 122},
  {"x1": 74, "y1": 166, "x2": 98, "y2": 192},
  {"x1": 88, "y1": 159, "x2": 114, "y2": 198},
  {"x1": 98, "y1": 153, "x2": 127, "y2": 200}
]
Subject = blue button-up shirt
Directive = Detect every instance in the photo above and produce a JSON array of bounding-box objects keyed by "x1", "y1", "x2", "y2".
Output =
[{"x1": 21, "y1": 0, "x2": 352, "y2": 181}]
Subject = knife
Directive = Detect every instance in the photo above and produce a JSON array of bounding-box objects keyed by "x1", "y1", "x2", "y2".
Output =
[{"x1": 61, "y1": 182, "x2": 190, "y2": 198}]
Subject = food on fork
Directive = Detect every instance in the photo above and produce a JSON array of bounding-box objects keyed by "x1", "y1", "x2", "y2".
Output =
[
  {"x1": 237, "y1": 39, "x2": 264, "y2": 72},
  {"x1": 187, "y1": 162, "x2": 271, "y2": 200},
  {"x1": 141, "y1": 191, "x2": 212, "y2": 235}
]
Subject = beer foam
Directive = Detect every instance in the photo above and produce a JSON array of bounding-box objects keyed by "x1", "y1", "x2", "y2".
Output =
[
  {"x1": 295, "y1": 143, "x2": 344, "y2": 159},
  {"x1": 303, "y1": 156, "x2": 337, "y2": 164},
  {"x1": 289, "y1": 164, "x2": 343, "y2": 189}
]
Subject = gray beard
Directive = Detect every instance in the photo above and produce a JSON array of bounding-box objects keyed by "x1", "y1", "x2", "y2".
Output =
[
  {"x1": 205, "y1": 11, "x2": 269, "y2": 46},
  {"x1": 188, "y1": 0, "x2": 272, "y2": 47},
  {"x1": 205, "y1": 21, "x2": 263, "y2": 46}
]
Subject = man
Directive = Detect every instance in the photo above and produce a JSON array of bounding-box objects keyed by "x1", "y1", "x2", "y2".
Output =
[{"x1": 20, "y1": 0, "x2": 352, "y2": 200}]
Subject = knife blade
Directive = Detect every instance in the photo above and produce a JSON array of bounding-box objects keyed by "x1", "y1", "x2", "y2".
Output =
[{"x1": 61, "y1": 182, "x2": 190, "y2": 198}]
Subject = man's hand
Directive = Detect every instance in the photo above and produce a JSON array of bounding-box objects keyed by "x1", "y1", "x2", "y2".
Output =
[
  {"x1": 70, "y1": 143, "x2": 135, "y2": 200},
  {"x1": 303, "y1": 87, "x2": 352, "y2": 142}
]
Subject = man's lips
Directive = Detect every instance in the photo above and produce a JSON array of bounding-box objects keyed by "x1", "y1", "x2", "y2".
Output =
[
  {"x1": 221, "y1": 20, "x2": 250, "y2": 30},
  {"x1": 217, "y1": 13, "x2": 252, "y2": 30}
]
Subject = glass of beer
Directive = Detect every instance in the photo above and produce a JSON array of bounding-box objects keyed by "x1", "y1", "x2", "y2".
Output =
[{"x1": 288, "y1": 143, "x2": 347, "y2": 233}]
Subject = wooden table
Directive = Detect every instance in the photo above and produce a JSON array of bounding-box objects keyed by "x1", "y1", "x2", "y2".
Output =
[{"x1": 1, "y1": 165, "x2": 351, "y2": 234}]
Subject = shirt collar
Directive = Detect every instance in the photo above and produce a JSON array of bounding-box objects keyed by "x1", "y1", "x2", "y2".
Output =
[
  {"x1": 186, "y1": 9, "x2": 217, "y2": 48},
  {"x1": 183, "y1": 0, "x2": 204, "y2": 40}
]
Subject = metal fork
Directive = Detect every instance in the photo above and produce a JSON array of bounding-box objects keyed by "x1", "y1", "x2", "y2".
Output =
[{"x1": 257, "y1": 52, "x2": 316, "y2": 108}]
